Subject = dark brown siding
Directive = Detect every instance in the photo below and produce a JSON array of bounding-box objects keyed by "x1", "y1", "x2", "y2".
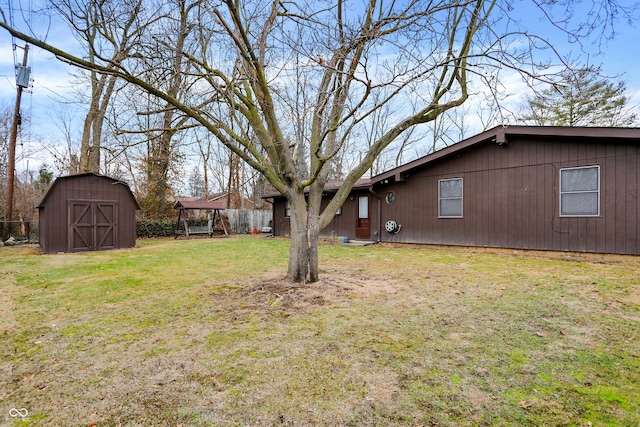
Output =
[
  {"x1": 270, "y1": 133, "x2": 639, "y2": 255},
  {"x1": 38, "y1": 174, "x2": 138, "y2": 253},
  {"x1": 271, "y1": 192, "x2": 367, "y2": 240},
  {"x1": 375, "y1": 136, "x2": 639, "y2": 254},
  {"x1": 271, "y1": 199, "x2": 288, "y2": 237}
]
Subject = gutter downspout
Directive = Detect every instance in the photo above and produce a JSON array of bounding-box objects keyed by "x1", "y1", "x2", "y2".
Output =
[{"x1": 368, "y1": 187, "x2": 381, "y2": 243}]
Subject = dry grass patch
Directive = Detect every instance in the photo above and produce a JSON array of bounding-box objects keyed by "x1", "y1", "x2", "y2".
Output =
[{"x1": 1, "y1": 238, "x2": 638, "y2": 426}]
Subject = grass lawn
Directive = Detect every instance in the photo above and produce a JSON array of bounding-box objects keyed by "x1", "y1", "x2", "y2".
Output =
[{"x1": 1, "y1": 236, "x2": 638, "y2": 426}]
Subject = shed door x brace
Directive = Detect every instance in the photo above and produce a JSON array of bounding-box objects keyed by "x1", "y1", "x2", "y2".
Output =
[{"x1": 68, "y1": 200, "x2": 118, "y2": 252}]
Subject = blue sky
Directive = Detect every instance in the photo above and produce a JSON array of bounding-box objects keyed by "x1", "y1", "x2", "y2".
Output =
[
  {"x1": 1, "y1": 0, "x2": 639, "y2": 175},
  {"x1": 507, "y1": 0, "x2": 640, "y2": 84}
]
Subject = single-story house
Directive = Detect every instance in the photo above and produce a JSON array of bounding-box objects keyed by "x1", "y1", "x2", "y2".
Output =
[
  {"x1": 38, "y1": 173, "x2": 140, "y2": 253},
  {"x1": 266, "y1": 126, "x2": 640, "y2": 255}
]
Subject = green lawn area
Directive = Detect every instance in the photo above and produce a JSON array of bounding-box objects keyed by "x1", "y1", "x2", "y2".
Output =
[{"x1": 1, "y1": 236, "x2": 638, "y2": 426}]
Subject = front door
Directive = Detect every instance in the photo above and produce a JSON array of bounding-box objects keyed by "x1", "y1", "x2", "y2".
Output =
[
  {"x1": 69, "y1": 200, "x2": 117, "y2": 252},
  {"x1": 356, "y1": 195, "x2": 370, "y2": 239}
]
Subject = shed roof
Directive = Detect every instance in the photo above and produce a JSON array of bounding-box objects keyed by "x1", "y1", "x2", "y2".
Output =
[
  {"x1": 173, "y1": 200, "x2": 226, "y2": 210},
  {"x1": 37, "y1": 172, "x2": 140, "y2": 209}
]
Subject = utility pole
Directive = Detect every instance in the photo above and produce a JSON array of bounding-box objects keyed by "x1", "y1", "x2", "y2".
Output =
[{"x1": 3, "y1": 44, "x2": 29, "y2": 241}]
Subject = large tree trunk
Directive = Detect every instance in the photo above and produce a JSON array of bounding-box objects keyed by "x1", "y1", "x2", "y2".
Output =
[
  {"x1": 79, "y1": 71, "x2": 117, "y2": 174},
  {"x1": 79, "y1": 111, "x2": 104, "y2": 173},
  {"x1": 78, "y1": 130, "x2": 93, "y2": 173},
  {"x1": 287, "y1": 195, "x2": 309, "y2": 282},
  {"x1": 306, "y1": 219, "x2": 320, "y2": 283},
  {"x1": 79, "y1": 90, "x2": 100, "y2": 173},
  {"x1": 146, "y1": 131, "x2": 173, "y2": 219},
  {"x1": 286, "y1": 193, "x2": 321, "y2": 283}
]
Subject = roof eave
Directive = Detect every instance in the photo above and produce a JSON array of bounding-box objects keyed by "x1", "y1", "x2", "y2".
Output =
[
  {"x1": 261, "y1": 179, "x2": 372, "y2": 199},
  {"x1": 371, "y1": 125, "x2": 640, "y2": 184}
]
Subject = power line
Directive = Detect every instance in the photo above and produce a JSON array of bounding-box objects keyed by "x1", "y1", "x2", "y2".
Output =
[{"x1": 7, "y1": 0, "x2": 19, "y2": 70}]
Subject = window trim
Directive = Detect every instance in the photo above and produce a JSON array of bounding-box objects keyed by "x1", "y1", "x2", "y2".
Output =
[
  {"x1": 559, "y1": 165, "x2": 600, "y2": 217},
  {"x1": 438, "y1": 177, "x2": 463, "y2": 218}
]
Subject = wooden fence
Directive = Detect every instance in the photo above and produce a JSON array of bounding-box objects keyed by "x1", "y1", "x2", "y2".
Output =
[{"x1": 224, "y1": 209, "x2": 273, "y2": 234}]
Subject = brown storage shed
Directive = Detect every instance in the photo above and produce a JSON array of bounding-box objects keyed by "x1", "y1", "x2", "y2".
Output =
[{"x1": 37, "y1": 173, "x2": 140, "y2": 253}]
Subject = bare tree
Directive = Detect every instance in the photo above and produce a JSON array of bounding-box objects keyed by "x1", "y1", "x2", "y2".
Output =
[
  {"x1": 52, "y1": 0, "x2": 152, "y2": 173},
  {"x1": 358, "y1": 92, "x2": 426, "y2": 175},
  {"x1": 1, "y1": 102, "x2": 51, "y2": 236},
  {"x1": 206, "y1": 135, "x2": 233, "y2": 196},
  {"x1": 13, "y1": 165, "x2": 53, "y2": 235},
  {"x1": 110, "y1": 0, "x2": 200, "y2": 219},
  {"x1": 194, "y1": 132, "x2": 213, "y2": 198},
  {"x1": 0, "y1": 106, "x2": 12, "y2": 212},
  {"x1": 2, "y1": 0, "x2": 631, "y2": 282}
]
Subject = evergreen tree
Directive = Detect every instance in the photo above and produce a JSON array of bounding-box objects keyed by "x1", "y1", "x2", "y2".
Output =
[
  {"x1": 35, "y1": 165, "x2": 54, "y2": 193},
  {"x1": 188, "y1": 166, "x2": 205, "y2": 198},
  {"x1": 521, "y1": 67, "x2": 637, "y2": 127}
]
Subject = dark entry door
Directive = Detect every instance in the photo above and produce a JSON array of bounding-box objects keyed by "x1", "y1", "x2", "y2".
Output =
[
  {"x1": 69, "y1": 200, "x2": 117, "y2": 252},
  {"x1": 356, "y1": 195, "x2": 370, "y2": 239}
]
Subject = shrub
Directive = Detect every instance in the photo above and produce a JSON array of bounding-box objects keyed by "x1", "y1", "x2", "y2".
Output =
[
  {"x1": 136, "y1": 219, "x2": 178, "y2": 238},
  {"x1": 136, "y1": 218, "x2": 212, "y2": 238}
]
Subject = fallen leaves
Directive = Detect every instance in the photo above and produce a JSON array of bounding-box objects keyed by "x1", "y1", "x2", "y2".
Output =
[{"x1": 519, "y1": 400, "x2": 534, "y2": 409}]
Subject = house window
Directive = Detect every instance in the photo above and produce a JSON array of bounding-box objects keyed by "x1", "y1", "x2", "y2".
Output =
[
  {"x1": 284, "y1": 200, "x2": 290, "y2": 218},
  {"x1": 560, "y1": 166, "x2": 600, "y2": 216},
  {"x1": 439, "y1": 178, "x2": 463, "y2": 218}
]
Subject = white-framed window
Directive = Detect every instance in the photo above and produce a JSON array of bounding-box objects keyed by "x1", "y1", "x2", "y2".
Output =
[
  {"x1": 560, "y1": 165, "x2": 600, "y2": 217},
  {"x1": 439, "y1": 178, "x2": 463, "y2": 218},
  {"x1": 358, "y1": 195, "x2": 369, "y2": 219},
  {"x1": 284, "y1": 200, "x2": 290, "y2": 218}
]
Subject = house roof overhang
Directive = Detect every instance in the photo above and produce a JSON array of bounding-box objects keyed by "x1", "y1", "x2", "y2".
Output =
[
  {"x1": 371, "y1": 125, "x2": 640, "y2": 185},
  {"x1": 260, "y1": 126, "x2": 640, "y2": 198},
  {"x1": 261, "y1": 178, "x2": 371, "y2": 199}
]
